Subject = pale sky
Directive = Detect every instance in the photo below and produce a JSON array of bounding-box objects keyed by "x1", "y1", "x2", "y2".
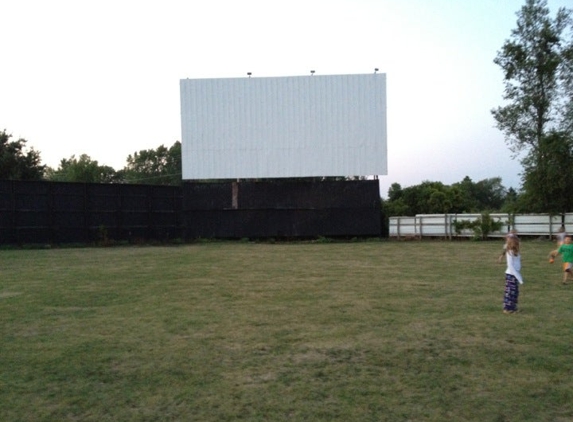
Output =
[{"x1": 1, "y1": 0, "x2": 570, "y2": 197}]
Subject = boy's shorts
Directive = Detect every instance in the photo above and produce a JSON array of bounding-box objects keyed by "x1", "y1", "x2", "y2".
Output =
[{"x1": 564, "y1": 263, "x2": 572, "y2": 273}]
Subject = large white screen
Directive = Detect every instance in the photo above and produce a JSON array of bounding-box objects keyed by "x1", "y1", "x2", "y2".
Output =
[{"x1": 180, "y1": 73, "x2": 387, "y2": 180}]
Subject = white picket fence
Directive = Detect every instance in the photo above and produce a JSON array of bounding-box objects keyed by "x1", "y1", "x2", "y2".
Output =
[{"x1": 389, "y1": 213, "x2": 573, "y2": 239}]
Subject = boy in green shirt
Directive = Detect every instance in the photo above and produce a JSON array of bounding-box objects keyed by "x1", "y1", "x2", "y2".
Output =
[{"x1": 551, "y1": 235, "x2": 573, "y2": 284}]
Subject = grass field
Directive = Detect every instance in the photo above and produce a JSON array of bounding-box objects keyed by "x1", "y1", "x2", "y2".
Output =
[{"x1": 1, "y1": 239, "x2": 572, "y2": 421}]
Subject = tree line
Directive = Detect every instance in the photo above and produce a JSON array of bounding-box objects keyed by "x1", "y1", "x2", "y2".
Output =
[
  {"x1": 0, "y1": 129, "x2": 182, "y2": 186},
  {"x1": 381, "y1": 177, "x2": 519, "y2": 217}
]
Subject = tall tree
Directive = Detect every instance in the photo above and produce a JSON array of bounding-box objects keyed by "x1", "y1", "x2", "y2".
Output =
[
  {"x1": 492, "y1": 0, "x2": 573, "y2": 212},
  {"x1": 46, "y1": 154, "x2": 120, "y2": 183},
  {"x1": 0, "y1": 129, "x2": 45, "y2": 180},
  {"x1": 520, "y1": 131, "x2": 573, "y2": 212},
  {"x1": 451, "y1": 176, "x2": 480, "y2": 212},
  {"x1": 123, "y1": 141, "x2": 182, "y2": 185},
  {"x1": 474, "y1": 177, "x2": 507, "y2": 211}
]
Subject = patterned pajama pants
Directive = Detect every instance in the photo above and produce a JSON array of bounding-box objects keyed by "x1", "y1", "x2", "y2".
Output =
[{"x1": 503, "y1": 273, "x2": 519, "y2": 311}]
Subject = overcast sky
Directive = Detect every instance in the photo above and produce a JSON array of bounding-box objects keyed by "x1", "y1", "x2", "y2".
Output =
[{"x1": 1, "y1": 0, "x2": 570, "y2": 197}]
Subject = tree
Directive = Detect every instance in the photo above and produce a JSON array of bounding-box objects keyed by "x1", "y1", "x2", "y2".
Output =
[
  {"x1": 492, "y1": 0, "x2": 573, "y2": 211},
  {"x1": 45, "y1": 154, "x2": 120, "y2": 183},
  {"x1": 123, "y1": 141, "x2": 182, "y2": 185},
  {"x1": 474, "y1": 177, "x2": 507, "y2": 211},
  {"x1": 0, "y1": 129, "x2": 45, "y2": 180},
  {"x1": 451, "y1": 176, "x2": 480, "y2": 212},
  {"x1": 501, "y1": 187, "x2": 520, "y2": 213},
  {"x1": 520, "y1": 131, "x2": 573, "y2": 212},
  {"x1": 387, "y1": 183, "x2": 403, "y2": 202},
  {"x1": 399, "y1": 181, "x2": 453, "y2": 215}
]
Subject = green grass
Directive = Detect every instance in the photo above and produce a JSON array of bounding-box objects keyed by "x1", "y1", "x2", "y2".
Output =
[{"x1": 1, "y1": 240, "x2": 572, "y2": 421}]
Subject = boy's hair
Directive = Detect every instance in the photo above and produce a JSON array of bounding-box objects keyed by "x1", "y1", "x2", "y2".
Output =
[{"x1": 506, "y1": 236, "x2": 520, "y2": 255}]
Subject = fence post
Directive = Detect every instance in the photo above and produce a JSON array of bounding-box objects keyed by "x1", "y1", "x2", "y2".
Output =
[{"x1": 445, "y1": 214, "x2": 449, "y2": 240}]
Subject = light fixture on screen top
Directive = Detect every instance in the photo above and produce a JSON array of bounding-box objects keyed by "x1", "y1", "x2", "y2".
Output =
[
  {"x1": 310, "y1": 70, "x2": 315, "y2": 75},
  {"x1": 247, "y1": 72, "x2": 252, "y2": 78},
  {"x1": 374, "y1": 68, "x2": 379, "y2": 74}
]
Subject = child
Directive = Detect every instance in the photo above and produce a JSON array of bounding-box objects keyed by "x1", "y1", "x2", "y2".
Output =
[
  {"x1": 550, "y1": 234, "x2": 573, "y2": 284},
  {"x1": 502, "y1": 235, "x2": 523, "y2": 314},
  {"x1": 555, "y1": 226, "x2": 567, "y2": 247},
  {"x1": 498, "y1": 230, "x2": 519, "y2": 263}
]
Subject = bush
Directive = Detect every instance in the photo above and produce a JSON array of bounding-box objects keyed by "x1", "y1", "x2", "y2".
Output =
[{"x1": 453, "y1": 213, "x2": 504, "y2": 240}]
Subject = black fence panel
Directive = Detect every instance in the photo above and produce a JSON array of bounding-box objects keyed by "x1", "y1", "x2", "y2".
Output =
[
  {"x1": 236, "y1": 180, "x2": 379, "y2": 209},
  {"x1": 182, "y1": 183, "x2": 233, "y2": 210},
  {"x1": 182, "y1": 180, "x2": 381, "y2": 239},
  {"x1": 10, "y1": 181, "x2": 52, "y2": 244},
  {"x1": 0, "y1": 180, "x2": 183, "y2": 245},
  {"x1": 51, "y1": 183, "x2": 87, "y2": 243},
  {"x1": 0, "y1": 180, "x2": 15, "y2": 244},
  {"x1": 182, "y1": 208, "x2": 380, "y2": 239},
  {"x1": 0, "y1": 179, "x2": 381, "y2": 244}
]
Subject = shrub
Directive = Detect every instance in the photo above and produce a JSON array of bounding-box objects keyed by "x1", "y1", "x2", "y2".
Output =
[{"x1": 453, "y1": 213, "x2": 504, "y2": 240}]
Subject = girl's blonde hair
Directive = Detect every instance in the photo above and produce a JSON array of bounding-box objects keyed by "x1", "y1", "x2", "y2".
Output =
[{"x1": 506, "y1": 236, "x2": 520, "y2": 255}]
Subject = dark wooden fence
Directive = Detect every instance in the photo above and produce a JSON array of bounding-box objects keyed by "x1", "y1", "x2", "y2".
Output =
[
  {"x1": 0, "y1": 179, "x2": 381, "y2": 245},
  {"x1": 0, "y1": 181, "x2": 181, "y2": 244},
  {"x1": 183, "y1": 180, "x2": 382, "y2": 239}
]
